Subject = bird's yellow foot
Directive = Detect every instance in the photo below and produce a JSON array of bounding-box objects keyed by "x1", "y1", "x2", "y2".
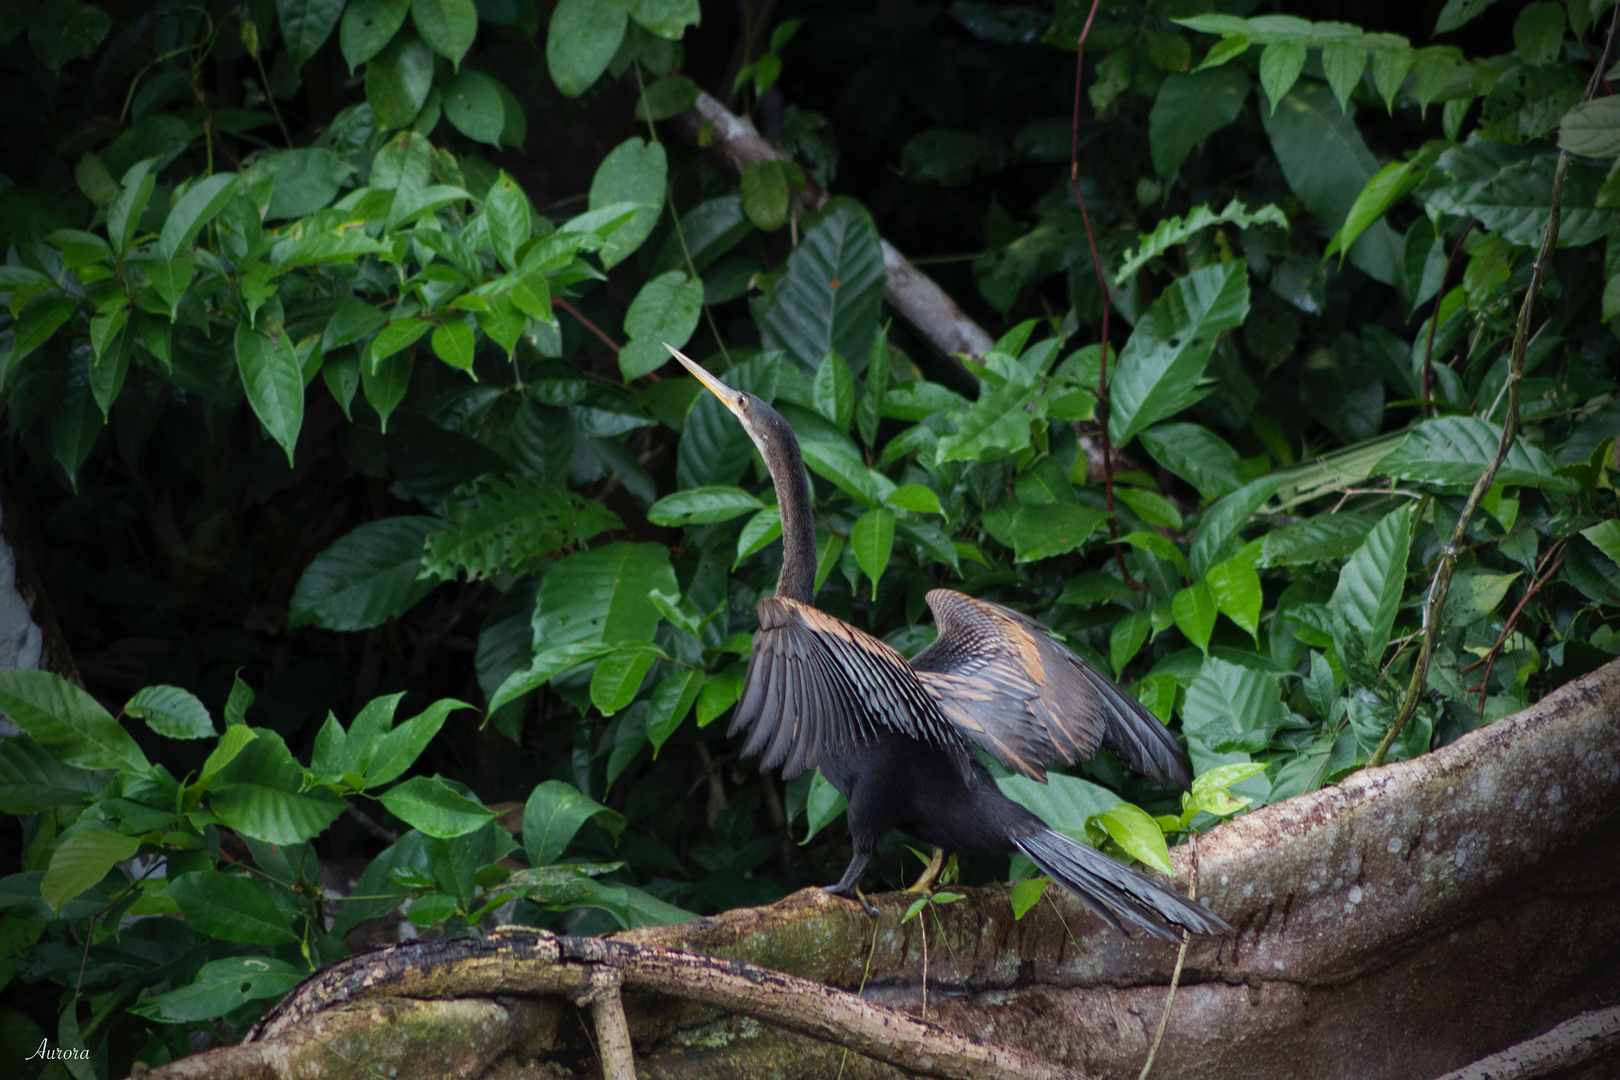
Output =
[{"x1": 905, "y1": 847, "x2": 946, "y2": 894}]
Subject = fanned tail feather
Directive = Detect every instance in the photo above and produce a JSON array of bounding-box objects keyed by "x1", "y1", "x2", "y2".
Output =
[{"x1": 1014, "y1": 828, "x2": 1229, "y2": 942}]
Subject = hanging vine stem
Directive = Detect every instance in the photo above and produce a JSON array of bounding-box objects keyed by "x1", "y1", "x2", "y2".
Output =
[
  {"x1": 1419, "y1": 220, "x2": 1475, "y2": 418},
  {"x1": 1068, "y1": 0, "x2": 1134, "y2": 587},
  {"x1": 1370, "y1": 3, "x2": 1620, "y2": 768}
]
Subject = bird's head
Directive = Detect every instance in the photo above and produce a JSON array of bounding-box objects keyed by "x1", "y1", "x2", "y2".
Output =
[{"x1": 664, "y1": 344, "x2": 796, "y2": 455}]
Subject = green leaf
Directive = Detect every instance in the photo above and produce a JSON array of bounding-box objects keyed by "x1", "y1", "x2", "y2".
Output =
[
  {"x1": 1258, "y1": 41, "x2": 1306, "y2": 112},
  {"x1": 1115, "y1": 486, "x2": 1183, "y2": 530},
  {"x1": 483, "y1": 173, "x2": 530, "y2": 271},
  {"x1": 108, "y1": 159, "x2": 157, "y2": 254},
  {"x1": 41, "y1": 829, "x2": 139, "y2": 913},
  {"x1": 0, "y1": 670, "x2": 149, "y2": 773},
  {"x1": 1326, "y1": 158, "x2": 1425, "y2": 264},
  {"x1": 209, "y1": 729, "x2": 346, "y2": 842},
  {"x1": 131, "y1": 957, "x2": 303, "y2": 1023},
  {"x1": 1513, "y1": 2, "x2": 1564, "y2": 66},
  {"x1": 322, "y1": 297, "x2": 390, "y2": 351},
  {"x1": 1424, "y1": 142, "x2": 1613, "y2": 249},
  {"x1": 801, "y1": 771, "x2": 847, "y2": 843},
  {"x1": 635, "y1": 75, "x2": 700, "y2": 120},
  {"x1": 431, "y1": 318, "x2": 477, "y2": 372},
  {"x1": 1115, "y1": 199, "x2": 1287, "y2": 286},
  {"x1": 263, "y1": 147, "x2": 355, "y2": 220},
  {"x1": 647, "y1": 668, "x2": 704, "y2": 752},
  {"x1": 1110, "y1": 608, "x2": 1151, "y2": 676},
  {"x1": 443, "y1": 68, "x2": 504, "y2": 144},
  {"x1": 1109, "y1": 260, "x2": 1250, "y2": 446},
  {"x1": 367, "y1": 699, "x2": 471, "y2": 786},
  {"x1": 1190, "y1": 474, "x2": 1286, "y2": 578},
  {"x1": 1259, "y1": 513, "x2": 1376, "y2": 567},
  {"x1": 1320, "y1": 40, "x2": 1367, "y2": 112},
  {"x1": 366, "y1": 31, "x2": 436, "y2": 129},
  {"x1": 26, "y1": 1, "x2": 110, "y2": 73},
  {"x1": 851, "y1": 506, "x2": 895, "y2": 599},
  {"x1": 166, "y1": 871, "x2": 299, "y2": 944},
  {"x1": 759, "y1": 204, "x2": 886, "y2": 372},
  {"x1": 997, "y1": 772, "x2": 1118, "y2": 838},
  {"x1": 380, "y1": 775, "x2": 495, "y2": 838},
  {"x1": 621, "y1": 270, "x2": 704, "y2": 379},
  {"x1": 1173, "y1": 580, "x2": 1218, "y2": 653},
  {"x1": 1138, "y1": 423, "x2": 1244, "y2": 499},
  {"x1": 1206, "y1": 556, "x2": 1262, "y2": 640},
  {"x1": 656, "y1": 196, "x2": 751, "y2": 274},
  {"x1": 370, "y1": 317, "x2": 432, "y2": 365},
  {"x1": 1559, "y1": 96, "x2": 1620, "y2": 159},
  {"x1": 0, "y1": 736, "x2": 111, "y2": 813},
  {"x1": 695, "y1": 664, "x2": 745, "y2": 726},
  {"x1": 1149, "y1": 64, "x2": 1251, "y2": 180},
  {"x1": 1089, "y1": 803, "x2": 1173, "y2": 874},
  {"x1": 1329, "y1": 504, "x2": 1411, "y2": 662},
  {"x1": 1375, "y1": 417, "x2": 1575, "y2": 492},
  {"x1": 411, "y1": 0, "x2": 476, "y2": 66},
  {"x1": 630, "y1": 0, "x2": 700, "y2": 38},
  {"x1": 812, "y1": 351, "x2": 855, "y2": 431},
  {"x1": 157, "y1": 173, "x2": 237, "y2": 261},
  {"x1": 885, "y1": 483, "x2": 943, "y2": 514},
  {"x1": 1434, "y1": 0, "x2": 1504, "y2": 33},
  {"x1": 12, "y1": 296, "x2": 78, "y2": 366},
  {"x1": 532, "y1": 542, "x2": 678, "y2": 649},
  {"x1": 278, "y1": 0, "x2": 344, "y2": 68},
  {"x1": 362, "y1": 351, "x2": 413, "y2": 431},
  {"x1": 740, "y1": 159, "x2": 806, "y2": 232},
  {"x1": 488, "y1": 641, "x2": 621, "y2": 714},
  {"x1": 590, "y1": 645, "x2": 661, "y2": 716},
  {"x1": 523, "y1": 779, "x2": 623, "y2": 866},
  {"x1": 198, "y1": 726, "x2": 258, "y2": 790},
  {"x1": 233, "y1": 323, "x2": 304, "y2": 466},
  {"x1": 125, "y1": 685, "x2": 214, "y2": 739},
  {"x1": 647, "y1": 485, "x2": 763, "y2": 526},
  {"x1": 999, "y1": 502, "x2": 1106, "y2": 563},
  {"x1": 736, "y1": 507, "x2": 784, "y2": 564},
  {"x1": 424, "y1": 475, "x2": 618, "y2": 580},
  {"x1": 935, "y1": 379, "x2": 1043, "y2": 463},
  {"x1": 1581, "y1": 520, "x2": 1620, "y2": 565},
  {"x1": 1010, "y1": 876, "x2": 1048, "y2": 920},
  {"x1": 588, "y1": 137, "x2": 666, "y2": 269},
  {"x1": 1263, "y1": 79, "x2": 1400, "y2": 285},
  {"x1": 547, "y1": 0, "x2": 629, "y2": 97},
  {"x1": 1183, "y1": 656, "x2": 1286, "y2": 762},
  {"x1": 289, "y1": 517, "x2": 447, "y2": 631},
  {"x1": 341, "y1": 0, "x2": 411, "y2": 68}
]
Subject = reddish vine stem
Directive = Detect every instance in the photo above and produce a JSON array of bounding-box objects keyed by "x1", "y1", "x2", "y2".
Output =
[
  {"x1": 1419, "y1": 219, "x2": 1475, "y2": 417},
  {"x1": 1470, "y1": 544, "x2": 1566, "y2": 719},
  {"x1": 1070, "y1": 0, "x2": 1134, "y2": 587},
  {"x1": 553, "y1": 296, "x2": 621, "y2": 353}
]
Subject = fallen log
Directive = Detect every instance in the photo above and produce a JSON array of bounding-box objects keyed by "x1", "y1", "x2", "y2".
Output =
[{"x1": 141, "y1": 659, "x2": 1620, "y2": 1080}]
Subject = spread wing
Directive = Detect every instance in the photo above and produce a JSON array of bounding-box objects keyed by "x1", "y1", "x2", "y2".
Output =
[
  {"x1": 911, "y1": 590, "x2": 1191, "y2": 789},
  {"x1": 730, "y1": 596, "x2": 969, "y2": 778}
]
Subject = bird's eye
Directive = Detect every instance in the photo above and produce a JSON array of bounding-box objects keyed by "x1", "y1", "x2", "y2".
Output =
[{"x1": 736, "y1": 397, "x2": 748, "y2": 410}]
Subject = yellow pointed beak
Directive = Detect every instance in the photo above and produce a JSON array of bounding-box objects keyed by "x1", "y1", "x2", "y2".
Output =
[{"x1": 664, "y1": 344, "x2": 743, "y2": 416}]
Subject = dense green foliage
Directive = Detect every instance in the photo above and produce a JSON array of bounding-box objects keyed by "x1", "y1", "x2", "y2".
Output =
[{"x1": 1, "y1": 0, "x2": 1618, "y2": 1073}]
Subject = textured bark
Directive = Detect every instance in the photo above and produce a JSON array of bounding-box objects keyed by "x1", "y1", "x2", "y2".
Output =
[
  {"x1": 670, "y1": 92, "x2": 993, "y2": 372},
  {"x1": 140, "y1": 660, "x2": 1620, "y2": 1080}
]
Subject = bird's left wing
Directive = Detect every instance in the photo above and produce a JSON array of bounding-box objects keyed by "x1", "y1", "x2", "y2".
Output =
[
  {"x1": 730, "y1": 596, "x2": 967, "y2": 778},
  {"x1": 912, "y1": 589, "x2": 1191, "y2": 789}
]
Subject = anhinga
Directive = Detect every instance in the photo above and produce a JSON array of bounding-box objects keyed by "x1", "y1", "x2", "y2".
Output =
[{"x1": 666, "y1": 346, "x2": 1229, "y2": 941}]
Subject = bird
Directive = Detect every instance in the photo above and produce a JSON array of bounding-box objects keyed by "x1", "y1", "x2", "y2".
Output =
[{"x1": 664, "y1": 344, "x2": 1229, "y2": 942}]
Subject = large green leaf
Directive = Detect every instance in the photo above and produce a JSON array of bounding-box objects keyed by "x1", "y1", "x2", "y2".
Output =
[
  {"x1": 655, "y1": 195, "x2": 752, "y2": 274},
  {"x1": 233, "y1": 323, "x2": 304, "y2": 466},
  {"x1": 1150, "y1": 66, "x2": 1250, "y2": 179},
  {"x1": 366, "y1": 31, "x2": 435, "y2": 129},
  {"x1": 588, "y1": 137, "x2": 666, "y2": 269},
  {"x1": 936, "y1": 378, "x2": 1044, "y2": 463},
  {"x1": 1262, "y1": 79, "x2": 1400, "y2": 284},
  {"x1": 0, "y1": 670, "x2": 149, "y2": 773},
  {"x1": 443, "y1": 68, "x2": 505, "y2": 145},
  {"x1": 157, "y1": 173, "x2": 237, "y2": 261},
  {"x1": 41, "y1": 829, "x2": 139, "y2": 913},
  {"x1": 1375, "y1": 416, "x2": 1575, "y2": 492},
  {"x1": 208, "y1": 729, "x2": 347, "y2": 843},
  {"x1": 277, "y1": 0, "x2": 344, "y2": 68},
  {"x1": 851, "y1": 507, "x2": 895, "y2": 598},
  {"x1": 1559, "y1": 96, "x2": 1620, "y2": 159},
  {"x1": 289, "y1": 517, "x2": 446, "y2": 631},
  {"x1": 1138, "y1": 423, "x2": 1245, "y2": 498},
  {"x1": 590, "y1": 645, "x2": 661, "y2": 716},
  {"x1": 997, "y1": 772, "x2": 1117, "y2": 840},
  {"x1": 620, "y1": 270, "x2": 704, "y2": 379},
  {"x1": 411, "y1": 0, "x2": 476, "y2": 67},
  {"x1": 366, "y1": 699, "x2": 473, "y2": 786},
  {"x1": 547, "y1": 0, "x2": 629, "y2": 96},
  {"x1": 1109, "y1": 260, "x2": 1250, "y2": 446},
  {"x1": 1090, "y1": 802, "x2": 1173, "y2": 874},
  {"x1": 523, "y1": 779, "x2": 624, "y2": 866},
  {"x1": 0, "y1": 736, "x2": 111, "y2": 813},
  {"x1": 1421, "y1": 140, "x2": 1614, "y2": 249},
  {"x1": 1329, "y1": 504, "x2": 1411, "y2": 662},
  {"x1": 647, "y1": 485, "x2": 763, "y2": 526},
  {"x1": 108, "y1": 159, "x2": 157, "y2": 254},
  {"x1": 1258, "y1": 513, "x2": 1377, "y2": 566},
  {"x1": 531, "y1": 542, "x2": 678, "y2": 649},
  {"x1": 1183, "y1": 656, "x2": 1286, "y2": 763},
  {"x1": 379, "y1": 775, "x2": 494, "y2": 838},
  {"x1": 125, "y1": 685, "x2": 214, "y2": 739},
  {"x1": 166, "y1": 871, "x2": 300, "y2": 944},
  {"x1": 341, "y1": 0, "x2": 411, "y2": 68},
  {"x1": 131, "y1": 957, "x2": 303, "y2": 1023},
  {"x1": 759, "y1": 204, "x2": 886, "y2": 372}
]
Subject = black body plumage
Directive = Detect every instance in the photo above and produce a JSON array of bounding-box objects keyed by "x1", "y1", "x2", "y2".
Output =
[{"x1": 665, "y1": 345, "x2": 1228, "y2": 940}]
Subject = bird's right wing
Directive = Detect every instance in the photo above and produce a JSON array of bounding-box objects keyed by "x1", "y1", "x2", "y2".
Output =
[
  {"x1": 730, "y1": 596, "x2": 967, "y2": 778},
  {"x1": 912, "y1": 590, "x2": 1191, "y2": 789}
]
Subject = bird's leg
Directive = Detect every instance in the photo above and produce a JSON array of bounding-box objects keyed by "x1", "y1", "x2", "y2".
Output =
[
  {"x1": 905, "y1": 847, "x2": 946, "y2": 894},
  {"x1": 824, "y1": 851, "x2": 879, "y2": 916}
]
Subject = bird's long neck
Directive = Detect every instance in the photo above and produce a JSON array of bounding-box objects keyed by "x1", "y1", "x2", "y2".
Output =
[{"x1": 764, "y1": 432, "x2": 817, "y2": 604}]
